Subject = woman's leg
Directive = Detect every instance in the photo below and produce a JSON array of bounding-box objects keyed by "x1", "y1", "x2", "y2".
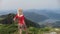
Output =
[
  {"x1": 18, "y1": 24, "x2": 23, "y2": 34},
  {"x1": 24, "y1": 27, "x2": 28, "y2": 34},
  {"x1": 22, "y1": 24, "x2": 28, "y2": 34},
  {"x1": 19, "y1": 28, "x2": 22, "y2": 34}
]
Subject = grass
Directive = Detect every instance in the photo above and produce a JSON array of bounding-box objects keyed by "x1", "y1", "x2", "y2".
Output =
[
  {"x1": 0, "y1": 24, "x2": 60, "y2": 34},
  {"x1": 0, "y1": 18, "x2": 4, "y2": 20}
]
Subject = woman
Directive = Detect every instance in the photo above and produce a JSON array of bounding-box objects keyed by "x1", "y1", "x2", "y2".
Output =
[{"x1": 13, "y1": 8, "x2": 28, "y2": 34}]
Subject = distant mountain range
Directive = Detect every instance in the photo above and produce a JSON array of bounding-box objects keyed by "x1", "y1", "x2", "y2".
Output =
[
  {"x1": 0, "y1": 9, "x2": 60, "y2": 28},
  {"x1": 0, "y1": 10, "x2": 17, "y2": 15},
  {"x1": 23, "y1": 11, "x2": 49, "y2": 23},
  {"x1": 0, "y1": 9, "x2": 60, "y2": 23},
  {"x1": 35, "y1": 10, "x2": 60, "y2": 20},
  {"x1": 0, "y1": 13, "x2": 40, "y2": 28}
]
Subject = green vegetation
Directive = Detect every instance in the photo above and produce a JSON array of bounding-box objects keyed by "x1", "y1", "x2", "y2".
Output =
[
  {"x1": 0, "y1": 24, "x2": 60, "y2": 34},
  {"x1": 0, "y1": 24, "x2": 52, "y2": 34},
  {"x1": 0, "y1": 24, "x2": 18, "y2": 34},
  {"x1": 0, "y1": 18, "x2": 4, "y2": 20},
  {"x1": 0, "y1": 13, "x2": 60, "y2": 34}
]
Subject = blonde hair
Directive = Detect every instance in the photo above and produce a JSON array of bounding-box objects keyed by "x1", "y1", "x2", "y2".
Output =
[{"x1": 17, "y1": 8, "x2": 23, "y2": 16}]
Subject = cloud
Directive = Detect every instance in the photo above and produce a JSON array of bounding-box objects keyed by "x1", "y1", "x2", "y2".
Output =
[{"x1": 0, "y1": 0, "x2": 59, "y2": 10}]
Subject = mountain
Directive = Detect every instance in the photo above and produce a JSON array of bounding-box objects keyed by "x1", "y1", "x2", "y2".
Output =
[
  {"x1": 23, "y1": 9, "x2": 60, "y2": 24},
  {"x1": 52, "y1": 21, "x2": 60, "y2": 28},
  {"x1": 0, "y1": 9, "x2": 60, "y2": 28},
  {"x1": 0, "y1": 10, "x2": 17, "y2": 15},
  {"x1": 38, "y1": 20, "x2": 60, "y2": 28},
  {"x1": 33, "y1": 10, "x2": 60, "y2": 20},
  {"x1": 0, "y1": 13, "x2": 40, "y2": 28},
  {"x1": 0, "y1": 13, "x2": 15, "y2": 24},
  {"x1": 0, "y1": 9, "x2": 60, "y2": 23},
  {"x1": 23, "y1": 11, "x2": 49, "y2": 23}
]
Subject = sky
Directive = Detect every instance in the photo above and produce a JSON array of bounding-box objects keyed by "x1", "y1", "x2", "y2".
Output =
[{"x1": 0, "y1": 0, "x2": 60, "y2": 10}]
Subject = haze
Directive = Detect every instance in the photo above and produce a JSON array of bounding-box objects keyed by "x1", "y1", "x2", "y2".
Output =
[{"x1": 0, "y1": 0, "x2": 60, "y2": 10}]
